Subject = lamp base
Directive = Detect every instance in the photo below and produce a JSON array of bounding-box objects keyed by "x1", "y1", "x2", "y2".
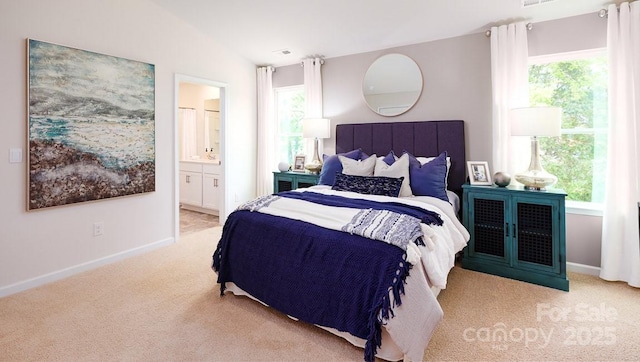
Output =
[
  {"x1": 304, "y1": 160, "x2": 322, "y2": 174},
  {"x1": 515, "y1": 136, "x2": 558, "y2": 191},
  {"x1": 304, "y1": 137, "x2": 323, "y2": 174},
  {"x1": 514, "y1": 170, "x2": 557, "y2": 191}
]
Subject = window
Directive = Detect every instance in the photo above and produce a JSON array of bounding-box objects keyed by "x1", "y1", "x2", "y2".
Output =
[
  {"x1": 274, "y1": 86, "x2": 305, "y2": 165},
  {"x1": 528, "y1": 49, "x2": 608, "y2": 207}
]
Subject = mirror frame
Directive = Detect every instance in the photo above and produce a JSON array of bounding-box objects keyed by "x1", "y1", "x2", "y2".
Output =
[{"x1": 362, "y1": 53, "x2": 423, "y2": 117}]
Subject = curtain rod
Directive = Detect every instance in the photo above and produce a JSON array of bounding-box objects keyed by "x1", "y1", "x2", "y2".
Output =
[
  {"x1": 257, "y1": 65, "x2": 276, "y2": 72},
  {"x1": 598, "y1": 4, "x2": 624, "y2": 18},
  {"x1": 300, "y1": 58, "x2": 325, "y2": 67},
  {"x1": 487, "y1": 6, "x2": 615, "y2": 37},
  {"x1": 485, "y1": 22, "x2": 533, "y2": 37}
]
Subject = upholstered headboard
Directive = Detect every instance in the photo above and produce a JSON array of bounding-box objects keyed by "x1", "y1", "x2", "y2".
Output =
[{"x1": 335, "y1": 120, "x2": 466, "y2": 196}]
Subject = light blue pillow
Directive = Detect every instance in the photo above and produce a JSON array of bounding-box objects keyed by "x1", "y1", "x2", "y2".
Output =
[
  {"x1": 319, "y1": 149, "x2": 364, "y2": 186},
  {"x1": 407, "y1": 151, "x2": 449, "y2": 202}
]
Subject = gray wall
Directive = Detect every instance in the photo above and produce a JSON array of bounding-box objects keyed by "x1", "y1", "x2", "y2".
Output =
[
  {"x1": 323, "y1": 32, "x2": 492, "y2": 161},
  {"x1": 272, "y1": 12, "x2": 607, "y2": 269}
]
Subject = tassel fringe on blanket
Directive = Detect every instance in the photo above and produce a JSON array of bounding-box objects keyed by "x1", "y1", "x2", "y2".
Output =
[
  {"x1": 364, "y1": 254, "x2": 412, "y2": 362},
  {"x1": 212, "y1": 218, "x2": 413, "y2": 362},
  {"x1": 218, "y1": 191, "x2": 440, "y2": 362}
]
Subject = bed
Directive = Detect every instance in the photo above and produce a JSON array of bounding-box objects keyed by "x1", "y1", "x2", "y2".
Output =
[{"x1": 212, "y1": 120, "x2": 469, "y2": 361}]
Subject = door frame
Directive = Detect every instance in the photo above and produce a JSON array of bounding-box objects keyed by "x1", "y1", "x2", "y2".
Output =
[{"x1": 174, "y1": 74, "x2": 227, "y2": 241}]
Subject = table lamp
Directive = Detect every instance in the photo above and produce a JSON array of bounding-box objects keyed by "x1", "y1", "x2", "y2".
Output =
[
  {"x1": 510, "y1": 107, "x2": 562, "y2": 191},
  {"x1": 302, "y1": 118, "x2": 330, "y2": 174}
]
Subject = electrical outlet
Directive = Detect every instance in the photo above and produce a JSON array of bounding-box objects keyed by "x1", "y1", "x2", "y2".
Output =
[{"x1": 93, "y1": 222, "x2": 104, "y2": 237}]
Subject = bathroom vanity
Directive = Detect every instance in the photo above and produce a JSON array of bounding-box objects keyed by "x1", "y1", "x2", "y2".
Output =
[{"x1": 179, "y1": 160, "x2": 221, "y2": 215}]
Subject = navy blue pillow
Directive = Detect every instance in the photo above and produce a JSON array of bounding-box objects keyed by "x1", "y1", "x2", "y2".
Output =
[
  {"x1": 331, "y1": 173, "x2": 404, "y2": 197},
  {"x1": 382, "y1": 150, "x2": 397, "y2": 166},
  {"x1": 406, "y1": 151, "x2": 449, "y2": 202},
  {"x1": 319, "y1": 149, "x2": 363, "y2": 186}
]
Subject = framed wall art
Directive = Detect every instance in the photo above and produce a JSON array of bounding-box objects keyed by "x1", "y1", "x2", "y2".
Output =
[{"x1": 27, "y1": 39, "x2": 156, "y2": 210}]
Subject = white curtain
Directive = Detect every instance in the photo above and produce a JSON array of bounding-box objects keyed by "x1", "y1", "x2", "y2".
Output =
[
  {"x1": 179, "y1": 108, "x2": 197, "y2": 160},
  {"x1": 256, "y1": 66, "x2": 275, "y2": 196},
  {"x1": 303, "y1": 58, "x2": 325, "y2": 157},
  {"x1": 600, "y1": 2, "x2": 640, "y2": 288},
  {"x1": 490, "y1": 22, "x2": 530, "y2": 177}
]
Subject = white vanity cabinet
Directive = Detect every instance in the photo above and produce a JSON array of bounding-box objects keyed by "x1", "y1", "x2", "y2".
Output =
[
  {"x1": 179, "y1": 169, "x2": 203, "y2": 206},
  {"x1": 202, "y1": 164, "x2": 221, "y2": 211},
  {"x1": 179, "y1": 161, "x2": 221, "y2": 215}
]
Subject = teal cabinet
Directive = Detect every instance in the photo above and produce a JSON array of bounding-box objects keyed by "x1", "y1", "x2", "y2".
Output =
[
  {"x1": 273, "y1": 172, "x2": 320, "y2": 193},
  {"x1": 462, "y1": 184, "x2": 569, "y2": 291}
]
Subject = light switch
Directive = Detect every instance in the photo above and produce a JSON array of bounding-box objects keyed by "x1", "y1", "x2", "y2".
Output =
[{"x1": 9, "y1": 148, "x2": 22, "y2": 163}]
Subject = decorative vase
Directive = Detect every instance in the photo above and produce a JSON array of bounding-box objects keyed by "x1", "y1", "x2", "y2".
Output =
[
  {"x1": 278, "y1": 162, "x2": 290, "y2": 172},
  {"x1": 493, "y1": 172, "x2": 511, "y2": 187}
]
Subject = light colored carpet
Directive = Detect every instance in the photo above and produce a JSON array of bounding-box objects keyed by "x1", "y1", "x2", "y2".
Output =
[{"x1": 1, "y1": 226, "x2": 639, "y2": 361}]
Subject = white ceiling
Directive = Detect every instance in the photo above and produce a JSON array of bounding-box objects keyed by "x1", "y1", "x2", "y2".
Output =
[{"x1": 151, "y1": 0, "x2": 610, "y2": 67}]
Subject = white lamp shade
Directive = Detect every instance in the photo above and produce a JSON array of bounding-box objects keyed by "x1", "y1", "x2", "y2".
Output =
[
  {"x1": 302, "y1": 118, "x2": 331, "y2": 139},
  {"x1": 510, "y1": 107, "x2": 562, "y2": 137}
]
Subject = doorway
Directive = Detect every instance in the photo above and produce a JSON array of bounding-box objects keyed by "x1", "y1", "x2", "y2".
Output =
[{"x1": 174, "y1": 74, "x2": 227, "y2": 240}]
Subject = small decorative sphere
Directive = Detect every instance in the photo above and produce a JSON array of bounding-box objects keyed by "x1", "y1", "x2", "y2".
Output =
[
  {"x1": 493, "y1": 172, "x2": 511, "y2": 187},
  {"x1": 278, "y1": 162, "x2": 290, "y2": 172}
]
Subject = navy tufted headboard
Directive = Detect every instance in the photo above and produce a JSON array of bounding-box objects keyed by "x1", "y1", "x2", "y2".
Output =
[{"x1": 336, "y1": 120, "x2": 466, "y2": 196}]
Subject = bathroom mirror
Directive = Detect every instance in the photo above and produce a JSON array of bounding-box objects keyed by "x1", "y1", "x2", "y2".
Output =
[
  {"x1": 362, "y1": 53, "x2": 423, "y2": 116},
  {"x1": 177, "y1": 82, "x2": 221, "y2": 162}
]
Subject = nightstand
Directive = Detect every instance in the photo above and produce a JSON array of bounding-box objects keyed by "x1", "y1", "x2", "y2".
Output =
[
  {"x1": 461, "y1": 184, "x2": 569, "y2": 291},
  {"x1": 273, "y1": 171, "x2": 320, "y2": 193}
]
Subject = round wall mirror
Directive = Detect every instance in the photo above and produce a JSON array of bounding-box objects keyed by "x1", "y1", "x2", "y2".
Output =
[{"x1": 362, "y1": 54, "x2": 423, "y2": 116}]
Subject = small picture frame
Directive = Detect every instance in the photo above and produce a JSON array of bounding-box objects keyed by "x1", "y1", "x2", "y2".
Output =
[
  {"x1": 293, "y1": 155, "x2": 306, "y2": 172},
  {"x1": 467, "y1": 161, "x2": 492, "y2": 185}
]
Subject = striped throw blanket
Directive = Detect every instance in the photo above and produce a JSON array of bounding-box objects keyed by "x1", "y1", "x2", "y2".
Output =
[
  {"x1": 342, "y1": 208, "x2": 422, "y2": 251},
  {"x1": 236, "y1": 194, "x2": 424, "y2": 256}
]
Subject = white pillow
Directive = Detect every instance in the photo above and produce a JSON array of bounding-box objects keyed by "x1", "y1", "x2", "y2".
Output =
[
  {"x1": 339, "y1": 154, "x2": 376, "y2": 176},
  {"x1": 417, "y1": 155, "x2": 452, "y2": 186},
  {"x1": 374, "y1": 153, "x2": 412, "y2": 197}
]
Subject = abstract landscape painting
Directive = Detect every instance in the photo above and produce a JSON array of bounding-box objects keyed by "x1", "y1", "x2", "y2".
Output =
[{"x1": 27, "y1": 39, "x2": 155, "y2": 210}]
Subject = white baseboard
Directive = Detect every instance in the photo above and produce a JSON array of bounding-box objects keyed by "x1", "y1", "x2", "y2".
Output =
[
  {"x1": 567, "y1": 262, "x2": 601, "y2": 276},
  {"x1": 0, "y1": 237, "x2": 175, "y2": 298},
  {"x1": 180, "y1": 204, "x2": 219, "y2": 216}
]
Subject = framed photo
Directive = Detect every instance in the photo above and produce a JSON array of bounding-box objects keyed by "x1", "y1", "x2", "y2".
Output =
[
  {"x1": 467, "y1": 161, "x2": 492, "y2": 185},
  {"x1": 293, "y1": 155, "x2": 306, "y2": 172}
]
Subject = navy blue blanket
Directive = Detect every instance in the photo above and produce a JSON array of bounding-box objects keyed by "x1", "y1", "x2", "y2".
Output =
[
  {"x1": 212, "y1": 210, "x2": 411, "y2": 362},
  {"x1": 278, "y1": 190, "x2": 443, "y2": 226}
]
